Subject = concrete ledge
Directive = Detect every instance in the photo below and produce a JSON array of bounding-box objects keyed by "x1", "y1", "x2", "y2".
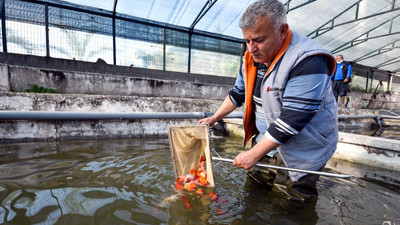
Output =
[
  {"x1": 338, "y1": 132, "x2": 400, "y2": 151},
  {"x1": 333, "y1": 132, "x2": 400, "y2": 171},
  {"x1": 0, "y1": 92, "x2": 225, "y2": 112},
  {"x1": 0, "y1": 52, "x2": 236, "y2": 85},
  {"x1": 0, "y1": 92, "x2": 244, "y2": 143},
  {"x1": 0, "y1": 52, "x2": 236, "y2": 100},
  {"x1": 0, "y1": 119, "x2": 199, "y2": 143},
  {"x1": 2, "y1": 64, "x2": 232, "y2": 100},
  {"x1": 221, "y1": 119, "x2": 400, "y2": 171}
]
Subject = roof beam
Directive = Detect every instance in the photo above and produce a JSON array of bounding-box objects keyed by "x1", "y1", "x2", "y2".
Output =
[
  {"x1": 189, "y1": 0, "x2": 217, "y2": 32},
  {"x1": 284, "y1": 0, "x2": 317, "y2": 13},
  {"x1": 374, "y1": 56, "x2": 400, "y2": 68},
  {"x1": 331, "y1": 13, "x2": 400, "y2": 54},
  {"x1": 308, "y1": 0, "x2": 400, "y2": 39},
  {"x1": 353, "y1": 39, "x2": 400, "y2": 62},
  {"x1": 220, "y1": 0, "x2": 315, "y2": 34}
]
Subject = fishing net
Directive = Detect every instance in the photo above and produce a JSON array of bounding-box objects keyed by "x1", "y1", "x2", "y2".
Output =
[{"x1": 168, "y1": 125, "x2": 215, "y2": 187}]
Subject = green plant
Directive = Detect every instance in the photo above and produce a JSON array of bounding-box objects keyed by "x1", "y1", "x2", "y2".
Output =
[
  {"x1": 348, "y1": 83, "x2": 366, "y2": 93},
  {"x1": 25, "y1": 84, "x2": 58, "y2": 93}
]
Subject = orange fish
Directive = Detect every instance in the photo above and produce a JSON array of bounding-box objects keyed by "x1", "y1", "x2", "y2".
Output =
[
  {"x1": 184, "y1": 182, "x2": 197, "y2": 191},
  {"x1": 199, "y1": 176, "x2": 207, "y2": 186},
  {"x1": 175, "y1": 182, "x2": 183, "y2": 191},
  {"x1": 217, "y1": 206, "x2": 227, "y2": 214},
  {"x1": 169, "y1": 155, "x2": 213, "y2": 210},
  {"x1": 180, "y1": 196, "x2": 192, "y2": 209},
  {"x1": 209, "y1": 192, "x2": 218, "y2": 202},
  {"x1": 195, "y1": 188, "x2": 204, "y2": 196}
]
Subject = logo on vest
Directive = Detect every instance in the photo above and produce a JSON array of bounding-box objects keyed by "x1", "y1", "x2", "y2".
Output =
[{"x1": 266, "y1": 86, "x2": 285, "y2": 92}]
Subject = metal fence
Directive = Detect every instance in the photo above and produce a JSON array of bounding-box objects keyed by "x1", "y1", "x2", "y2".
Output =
[
  {"x1": 1, "y1": 0, "x2": 399, "y2": 93},
  {"x1": 0, "y1": 0, "x2": 243, "y2": 77}
]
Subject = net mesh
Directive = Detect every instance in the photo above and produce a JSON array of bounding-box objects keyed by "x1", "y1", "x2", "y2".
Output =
[{"x1": 168, "y1": 125, "x2": 215, "y2": 187}]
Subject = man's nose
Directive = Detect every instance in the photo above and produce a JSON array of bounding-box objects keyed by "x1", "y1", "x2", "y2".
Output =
[{"x1": 247, "y1": 42, "x2": 257, "y2": 53}]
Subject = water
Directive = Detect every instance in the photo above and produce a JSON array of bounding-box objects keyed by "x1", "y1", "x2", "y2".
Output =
[{"x1": 0, "y1": 137, "x2": 399, "y2": 225}]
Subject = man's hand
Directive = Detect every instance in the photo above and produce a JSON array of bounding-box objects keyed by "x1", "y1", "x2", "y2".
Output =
[
  {"x1": 344, "y1": 77, "x2": 349, "y2": 83},
  {"x1": 233, "y1": 136, "x2": 281, "y2": 170},
  {"x1": 198, "y1": 95, "x2": 237, "y2": 126},
  {"x1": 233, "y1": 150, "x2": 260, "y2": 170},
  {"x1": 198, "y1": 117, "x2": 217, "y2": 126}
]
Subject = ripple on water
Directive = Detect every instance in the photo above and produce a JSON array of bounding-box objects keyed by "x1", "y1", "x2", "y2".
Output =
[{"x1": 0, "y1": 137, "x2": 399, "y2": 225}]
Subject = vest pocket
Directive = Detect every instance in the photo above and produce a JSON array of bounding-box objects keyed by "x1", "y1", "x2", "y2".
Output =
[{"x1": 303, "y1": 124, "x2": 329, "y2": 146}]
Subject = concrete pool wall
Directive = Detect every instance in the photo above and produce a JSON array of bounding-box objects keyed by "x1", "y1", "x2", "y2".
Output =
[
  {"x1": 0, "y1": 55, "x2": 234, "y2": 100},
  {"x1": 0, "y1": 92, "x2": 238, "y2": 143},
  {"x1": 222, "y1": 118, "x2": 400, "y2": 172},
  {"x1": 0, "y1": 52, "x2": 239, "y2": 142}
]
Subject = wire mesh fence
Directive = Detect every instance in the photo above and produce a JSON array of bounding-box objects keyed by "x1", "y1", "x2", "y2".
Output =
[{"x1": 1, "y1": 0, "x2": 242, "y2": 77}]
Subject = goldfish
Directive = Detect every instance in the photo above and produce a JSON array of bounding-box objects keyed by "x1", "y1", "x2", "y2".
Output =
[
  {"x1": 199, "y1": 176, "x2": 208, "y2": 186},
  {"x1": 180, "y1": 196, "x2": 192, "y2": 209},
  {"x1": 159, "y1": 155, "x2": 221, "y2": 210},
  {"x1": 157, "y1": 194, "x2": 180, "y2": 209},
  {"x1": 209, "y1": 192, "x2": 218, "y2": 202},
  {"x1": 175, "y1": 155, "x2": 209, "y2": 190},
  {"x1": 184, "y1": 182, "x2": 197, "y2": 191},
  {"x1": 195, "y1": 188, "x2": 204, "y2": 196}
]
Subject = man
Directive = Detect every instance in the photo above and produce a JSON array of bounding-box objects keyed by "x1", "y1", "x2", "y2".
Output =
[
  {"x1": 199, "y1": 0, "x2": 338, "y2": 202},
  {"x1": 332, "y1": 54, "x2": 352, "y2": 107}
]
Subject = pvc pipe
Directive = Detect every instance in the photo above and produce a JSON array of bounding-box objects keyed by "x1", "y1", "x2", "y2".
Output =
[
  {"x1": 212, "y1": 157, "x2": 356, "y2": 179},
  {"x1": 0, "y1": 111, "x2": 399, "y2": 121},
  {"x1": 0, "y1": 111, "x2": 210, "y2": 120},
  {"x1": 338, "y1": 115, "x2": 400, "y2": 120}
]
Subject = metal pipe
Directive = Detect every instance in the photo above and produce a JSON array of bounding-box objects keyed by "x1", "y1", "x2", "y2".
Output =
[
  {"x1": 0, "y1": 111, "x2": 211, "y2": 120},
  {"x1": 223, "y1": 113, "x2": 400, "y2": 121},
  {"x1": 338, "y1": 114, "x2": 400, "y2": 120},
  {"x1": 1, "y1": 111, "x2": 399, "y2": 121},
  {"x1": 338, "y1": 115, "x2": 378, "y2": 119},
  {"x1": 212, "y1": 157, "x2": 356, "y2": 179}
]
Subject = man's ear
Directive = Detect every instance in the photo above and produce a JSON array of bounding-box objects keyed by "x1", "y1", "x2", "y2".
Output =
[{"x1": 280, "y1": 24, "x2": 289, "y2": 40}]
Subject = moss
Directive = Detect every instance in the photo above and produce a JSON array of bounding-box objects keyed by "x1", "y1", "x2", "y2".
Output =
[{"x1": 25, "y1": 84, "x2": 58, "y2": 93}]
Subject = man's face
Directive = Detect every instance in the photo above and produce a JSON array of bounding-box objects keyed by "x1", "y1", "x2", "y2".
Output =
[
  {"x1": 242, "y1": 14, "x2": 287, "y2": 65},
  {"x1": 336, "y1": 56, "x2": 343, "y2": 64}
]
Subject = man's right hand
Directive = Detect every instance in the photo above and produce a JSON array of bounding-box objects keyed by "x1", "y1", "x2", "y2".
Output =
[
  {"x1": 198, "y1": 117, "x2": 216, "y2": 126},
  {"x1": 197, "y1": 95, "x2": 237, "y2": 127}
]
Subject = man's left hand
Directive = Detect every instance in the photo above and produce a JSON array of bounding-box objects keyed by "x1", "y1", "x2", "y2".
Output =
[
  {"x1": 233, "y1": 150, "x2": 259, "y2": 170},
  {"x1": 344, "y1": 78, "x2": 349, "y2": 83}
]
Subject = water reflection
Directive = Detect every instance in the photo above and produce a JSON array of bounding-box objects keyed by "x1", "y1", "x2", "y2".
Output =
[{"x1": 0, "y1": 138, "x2": 399, "y2": 224}]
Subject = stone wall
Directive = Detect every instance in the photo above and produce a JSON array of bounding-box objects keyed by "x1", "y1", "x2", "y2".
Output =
[
  {"x1": 0, "y1": 92, "x2": 238, "y2": 143},
  {"x1": 0, "y1": 63, "x2": 232, "y2": 100}
]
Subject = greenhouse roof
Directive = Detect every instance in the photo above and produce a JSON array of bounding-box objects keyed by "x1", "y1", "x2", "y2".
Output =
[{"x1": 45, "y1": 0, "x2": 400, "y2": 73}]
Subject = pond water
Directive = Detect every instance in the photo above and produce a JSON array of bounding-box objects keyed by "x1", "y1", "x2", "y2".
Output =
[{"x1": 0, "y1": 137, "x2": 399, "y2": 225}]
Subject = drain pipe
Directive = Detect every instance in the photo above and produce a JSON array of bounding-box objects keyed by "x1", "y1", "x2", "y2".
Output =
[
  {"x1": 337, "y1": 114, "x2": 400, "y2": 128},
  {"x1": 0, "y1": 111, "x2": 243, "y2": 120},
  {"x1": 0, "y1": 111, "x2": 399, "y2": 121}
]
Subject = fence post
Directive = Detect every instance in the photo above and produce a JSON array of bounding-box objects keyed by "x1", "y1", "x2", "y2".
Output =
[
  {"x1": 112, "y1": 12, "x2": 116, "y2": 65},
  {"x1": 45, "y1": 4, "x2": 50, "y2": 57},
  {"x1": 1, "y1": 0, "x2": 7, "y2": 53},
  {"x1": 188, "y1": 32, "x2": 192, "y2": 73},
  {"x1": 163, "y1": 28, "x2": 166, "y2": 71}
]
